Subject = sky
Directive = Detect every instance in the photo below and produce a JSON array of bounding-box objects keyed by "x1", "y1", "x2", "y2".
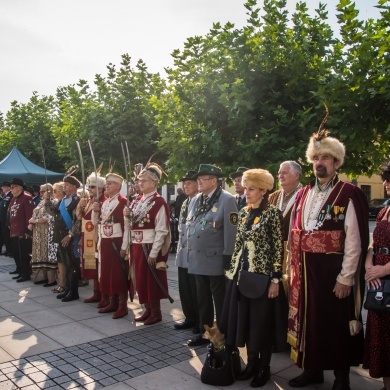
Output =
[{"x1": 0, "y1": 0, "x2": 383, "y2": 114}]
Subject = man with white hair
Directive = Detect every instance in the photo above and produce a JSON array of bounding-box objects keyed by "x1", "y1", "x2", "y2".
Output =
[
  {"x1": 77, "y1": 172, "x2": 106, "y2": 304},
  {"x1": 92, "y1": 173, "x2": 128, "y2": 319},
  {"x1": 269, "y1": 160, "x2": 302, "y2": 294}
]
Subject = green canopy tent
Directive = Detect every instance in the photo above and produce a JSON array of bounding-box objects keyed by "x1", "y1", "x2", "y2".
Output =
[{"x1": 0, "y1": 146, "x2": 63, "y2": 186}]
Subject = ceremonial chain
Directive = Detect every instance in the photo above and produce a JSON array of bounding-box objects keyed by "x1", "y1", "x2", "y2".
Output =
[{"x1": 131, "y1": 192, "x2": 156, "y2": 227}]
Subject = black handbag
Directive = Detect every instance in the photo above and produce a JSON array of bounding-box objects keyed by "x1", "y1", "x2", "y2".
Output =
[
  {"x1": 364, "y1": 279, "x2": 390, "y2": 312},
  {"x1": 201, "y1": 344, "x2": 241, "y2": 386},
  {"x1": 238, "y1": 269, "x2": 270, "y2": 299}
]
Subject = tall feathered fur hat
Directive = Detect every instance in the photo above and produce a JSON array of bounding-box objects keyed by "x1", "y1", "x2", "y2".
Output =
[
  {"x1": 242, "y1": 169, "x2": 274, "y2": 191},
  {"x1": 306, "y1": 105, "x2": 345, "y2": 167}
]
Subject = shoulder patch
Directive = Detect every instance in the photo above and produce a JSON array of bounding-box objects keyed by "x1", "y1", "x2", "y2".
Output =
[{"x1": 229, "y1": 212, "x2": 238, "y2": 226}]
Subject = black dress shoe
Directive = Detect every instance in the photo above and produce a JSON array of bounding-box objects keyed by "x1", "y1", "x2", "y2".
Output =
[
  {"x1": 174, "y1": 320, "x2": 195, "y2": 330},
  {"x1": 61, "y1": 291, "x2": 79, "y2": 302},
  {"x1": 12, "y1": 275, "x2": 21, "y2": 279},
  {"x1": 34, "y1": 279, "x2": 48, "y2": 285},
  {"x1": 289, "y1": 370, "x2": 324, "y2": 388},
  {"x1": 250, "y1": 366, "x2": 270, "y2": 388},
  {"x1": 187, "y1": 336, "x2": 210, "y2": 347},
  {"x1": 9, "y1": 270, "x2": 19, "y2": 274},
  {"x1": 16, "y1": 276, "x2": 30, "y2": 283},
  {"x1": 57, "y1": 289, "x2": 70, "y2": 299},
  {"x1": 236, "y1": 364, "x2": 260, "y2": 381},
  {"x1": 43, "y1": 281, "x2": 57, "y2": 287}
]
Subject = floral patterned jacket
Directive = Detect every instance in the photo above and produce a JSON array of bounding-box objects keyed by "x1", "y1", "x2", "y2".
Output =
[{"x1": 225, "y1": 203, "x2": 283, "y2": 280}]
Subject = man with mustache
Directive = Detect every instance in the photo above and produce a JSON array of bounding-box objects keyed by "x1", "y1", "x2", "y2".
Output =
[{"x1": 287, "y1": 126, "x2": 369, "y2": 390}]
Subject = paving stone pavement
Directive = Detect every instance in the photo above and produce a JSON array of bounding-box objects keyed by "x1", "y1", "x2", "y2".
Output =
[{"x1": 0, "y1": 254, "x2": 384, "y2": 390}]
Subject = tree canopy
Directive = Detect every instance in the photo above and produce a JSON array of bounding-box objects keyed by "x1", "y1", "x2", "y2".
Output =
[{"x1": 0, "y1": 0, "x2": 389, "y2": 182}]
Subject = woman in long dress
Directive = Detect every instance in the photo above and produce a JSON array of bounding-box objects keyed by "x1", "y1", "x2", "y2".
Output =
[
  {"x1": 363, "y1": 161, "x2": 390, "y2": 390},
  {"x1": 219, "y1": 169, "x2": 288, "y2": 388},
  {"x1": 29, "y1": 184, "x2": 57, "y2": 286}
]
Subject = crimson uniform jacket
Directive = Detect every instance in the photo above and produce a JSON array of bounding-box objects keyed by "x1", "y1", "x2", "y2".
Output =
[{"x1": 9, "y1": 192, "x2": 34, "y2": 237}]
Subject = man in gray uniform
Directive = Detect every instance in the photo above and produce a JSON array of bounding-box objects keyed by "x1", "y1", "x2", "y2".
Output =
[
  {"x1": 174, "y1": 170, "x2": 199, "y2": 331},
  {"x1": 187, "y1": 164, "x2": 238, "y2": 346}
]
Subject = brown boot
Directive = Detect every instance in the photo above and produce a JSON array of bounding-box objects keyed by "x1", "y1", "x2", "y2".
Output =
[
  {"x1": 84, "y1": 279, "x2": 101, "y2": 303},
  {"x1": 97, "y1": 293, "x2": 110, "y2": 308},
  {"x1": 134, "y1": 302, "x2": 151, "y2": 322},
  {"x1": 144, "y1": 300, "x2": 162, "y2": 325},
  {"x1": 98, "y1": 294, "x2": 119, "y2": 313},
  {"x1": 112, "y1": 293, "x2": 129, "y2": 319}
]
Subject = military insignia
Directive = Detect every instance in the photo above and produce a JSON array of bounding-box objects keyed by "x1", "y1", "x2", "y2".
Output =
[
  {"x1": 212, "y1": 206, "x2": 218, "y2": 213},
  {"x1": 85, "y1": 221, "x2": 94, "y2": 232},
  {"x1": 229, "y1": 212, "x2": 238, "y2": 226},
  {"x1": 103, "y1": 224, "x2": 113, "y2": 237},
  {"x1": 87, "y1": 239, "x2": 94, "y2": 248},
  {"x1": 133, "y1": 231, "x2": 143, "y2": 243}
]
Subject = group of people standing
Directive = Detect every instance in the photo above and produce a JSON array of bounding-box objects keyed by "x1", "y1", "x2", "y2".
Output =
[
  {"x1": 0, "y1": 124, "x2": 389, "y2": 390},
  {"x1": 174, "y1": 129, "x2": 389, "y2": 389}
]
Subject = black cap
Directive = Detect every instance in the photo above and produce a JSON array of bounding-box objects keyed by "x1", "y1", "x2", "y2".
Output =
[
  {"x1": 63, "y1": 176, "x2": 81, "y2": 188},
  {"x1": 10, "y1": 178, "x2": 27, "y2": 189},
  {"x1": 1, "y1": 181, "x2": 11, "y2": 187},
  {"x1": 229, "y1": 167, "x2": 249, "y2": 179},
  {"x1": 179, "y1": 170, "x2": 197, "y2": 182}
]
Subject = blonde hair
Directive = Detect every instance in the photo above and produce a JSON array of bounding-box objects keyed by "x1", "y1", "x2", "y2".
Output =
[{"x1": 53, "y1": 181, "x2": 65, "y2": 194}]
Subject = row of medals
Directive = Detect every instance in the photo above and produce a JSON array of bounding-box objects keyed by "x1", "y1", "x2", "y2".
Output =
[{"x1": 317, "y1": 205, "x2": 345, "y2": 227}]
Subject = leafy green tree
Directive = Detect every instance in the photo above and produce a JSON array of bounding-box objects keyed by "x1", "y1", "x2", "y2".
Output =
[
  {"x1": 154, "y1": 0, "x2": 390, "y2": 180},
  {"x1": 0, "y1": 93, "x2": 65, "y2": 172},
  {"x1": 52, "y1": 54, "x2": 166, "y2": 177}
]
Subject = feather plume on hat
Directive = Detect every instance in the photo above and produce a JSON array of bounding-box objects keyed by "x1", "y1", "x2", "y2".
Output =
[
  {"x1": 138, "y1": 155, "x2": 167, "y2": 183},
  {"x1": 63, "y1": 165, "x2": 81, "y2": 188},
  {"x1": 306, "y1": 104, "x2": 345, "y2": 166},
  {"x1": 63, "y1": 165, "x2": 78, "y2": 179}
]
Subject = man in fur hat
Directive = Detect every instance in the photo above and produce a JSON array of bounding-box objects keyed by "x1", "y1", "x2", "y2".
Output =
[
  {"x1": 269, "y1": 161, "x2": 303, "y2": 295},
  {"x1": 122, "y1": 163, "x2": 171, "y2": 325},
  {"x1": 92, "y1": 173, "x2": 129, "y2": 319},
  {"x1": 77, "y1": 172, "x2": 106, "y2": 304},
  {"x1": 56, "y1": 175, "x2": 81, "y2": 302},
  {"x1": 287, "y1": 125, "x2": 369, "y2": 390},
  {"x1": 186, "y1": 164, "x2": 238, "y2": 346}
]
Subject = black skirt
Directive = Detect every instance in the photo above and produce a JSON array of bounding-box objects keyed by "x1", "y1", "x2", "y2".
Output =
[{"x1": 219, "y1": 274, "x2": 289, "y2": 353}]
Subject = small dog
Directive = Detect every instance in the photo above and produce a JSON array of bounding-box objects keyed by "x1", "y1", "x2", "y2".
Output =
[
  {"x1": 204, "y1": 323, "x2": 225, "y2": 349},
  {"x1": 204, "y1": 323, "x2": 226, "y2": 369}
]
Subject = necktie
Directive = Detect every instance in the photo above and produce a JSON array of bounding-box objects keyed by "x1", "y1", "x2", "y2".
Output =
[{"x1": 203, "y1": 195, "x2": 209, "y2": 205}]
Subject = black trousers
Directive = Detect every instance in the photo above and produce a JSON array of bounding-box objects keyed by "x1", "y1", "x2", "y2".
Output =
[
  {"x1": 58, "y1": 238, "x2": 81, "y2": 292},
  {"x1": 11, "y1": 237, "x2": 32, "y2": 278},
  {"x1": 178, "y1": 267, "x2": 199, "y2": 325},
  {"x1": 194, "y1": 274, "x2": 225, "y2": 334}
]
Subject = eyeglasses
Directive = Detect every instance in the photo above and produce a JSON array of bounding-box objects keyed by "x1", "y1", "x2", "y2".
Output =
[
  {"x1": 197, "y1": 178, "x2": 213, "y2": 183},
  {"x1": 138, "y1": 179, "x2": 152, "y2": 184}
]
